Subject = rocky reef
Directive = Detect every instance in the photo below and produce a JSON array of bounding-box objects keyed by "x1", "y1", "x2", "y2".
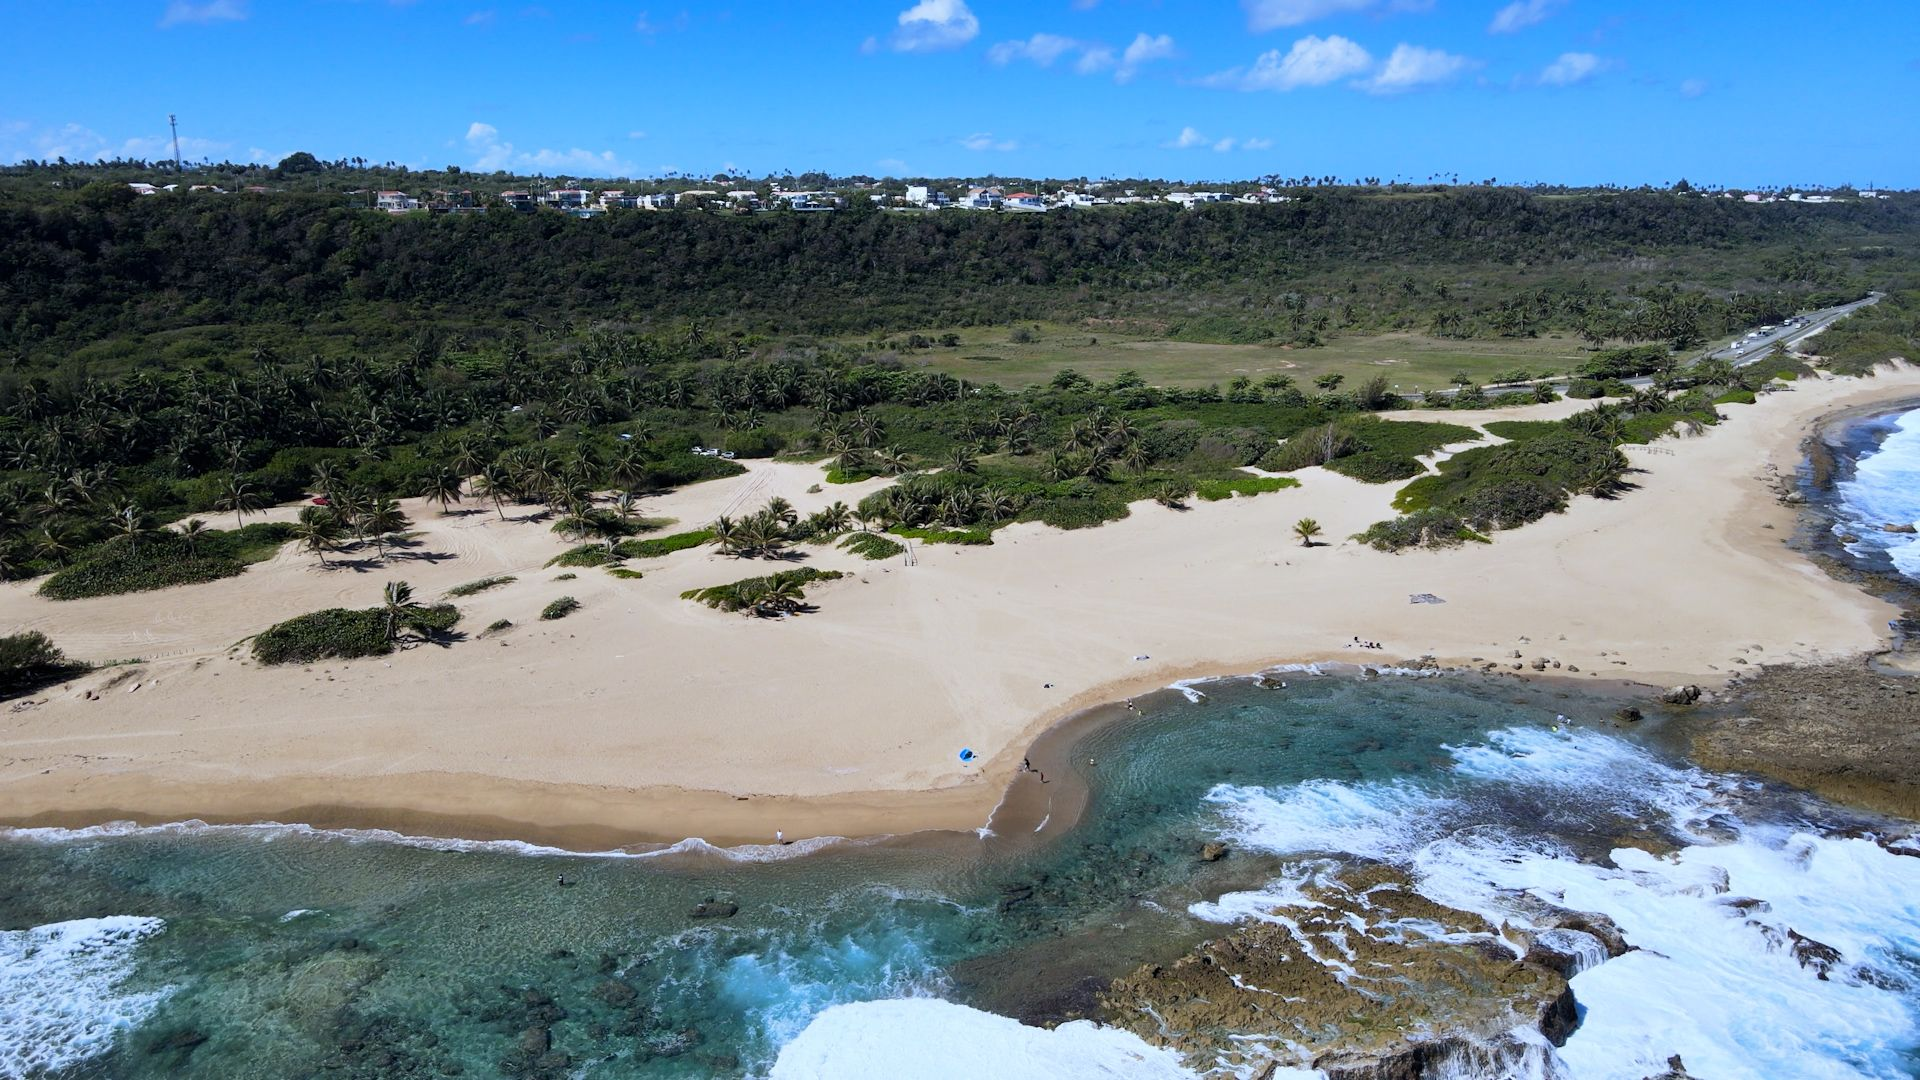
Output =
[
  {"x1": 1695, "y1": 659, "x2": 1920, "y2": 819},
  {"x1": 1098, "y1": 862, "x2": 1629, "y2": 1079}
]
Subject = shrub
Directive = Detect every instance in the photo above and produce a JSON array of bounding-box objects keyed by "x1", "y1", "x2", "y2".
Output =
[
  {"x1": 483, "y1": 618, "x2": 513, "y2": 633},
  {"x1": 40, "y1": 524, "x2": 295, "y2": 601},
  {"x1": 446, "y1": 575, "x2": 515, "y2": 597},
  {"x1": 618, "y1": 529, "x2": 713, "y2": 558},
  {"x1": 1354, "y1": 508, "x2": 1476, "y2": 552},
  {"x1": 548, "y1": 545, "x2": 617, "y2": 568},
  {"x1": 1194, "y1": 475, "x2": 1302, "y2": 501},
  {"x1": 252, "y1": 608, "x2": 391, "y2": 665},
  {"x1": 1325, "y1": 454, "x2": 1423, "y2": 483},
  {"x1": 1577, "y1": 344, "x2": 1672, "y2": 381},
  {"x1": 541, "y1": 596, "x2": 582, "y2": 620},
  {"x1": 1482, "y1": 420, "x2": 1563, "y2": 441},
  {"x1": 1565, "y1": 378, "x2": 1607, "y2": 399},
  {"x1": 553, "y1": 572, "x2": 577, "y2": 581},
  {"x1": 841, "y1": 532, "x2": 906, "y2": 560},
  {"x1": 681, "y1": 568, "x2": 844, "y2": 615},
  {"x1": 607, "y1": 567, "x2": 645, "y2": 579},
  {"x1": 1714, "y1": 388, "x2": 1757, "y2": 405},
  {"x1": 0, "y1": 632, "x2": 90, "y2": 694}
]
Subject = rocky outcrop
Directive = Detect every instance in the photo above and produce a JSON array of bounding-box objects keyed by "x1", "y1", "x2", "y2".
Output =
[
  {"x1": 687, "y1": 898, "x2": 738, "y2": 919},
  {"x1": 1692, "y1": 660, "x2": 1920, "y2": 819},
  {"x1": 1099, "y1": 863, "x2": 1610, "y2": 1078},
  {"x1": 1661, "y1": 685, "x2": 1702, "y2": 706}
]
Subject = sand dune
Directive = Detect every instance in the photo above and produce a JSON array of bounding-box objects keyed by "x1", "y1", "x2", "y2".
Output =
[{"x1": 1, "y1": 367, "x2": 1915, "y2": 846}]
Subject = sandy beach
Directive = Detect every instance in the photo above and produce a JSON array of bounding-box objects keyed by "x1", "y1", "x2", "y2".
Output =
[{"x1": 2, "y1": 365, "x2": 1916, "y2": 846}]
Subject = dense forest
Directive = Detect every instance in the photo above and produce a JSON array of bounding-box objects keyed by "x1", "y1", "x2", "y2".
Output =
[
  {"x1": 0, "y1": 170, "x2": 1915, "y2": 599},
  {"x1": 4, "y1": 181, "x2": 1913, "y2": 370}
]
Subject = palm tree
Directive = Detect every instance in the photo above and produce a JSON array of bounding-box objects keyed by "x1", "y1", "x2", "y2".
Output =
[
  {"x1": 710, "y1": 514, "x2": 738, "y2": 555},
  {"x1": 33, "y1": 526, "x2": 75, "y2": 566},
  {"x1": 215, "y1": 475, "x2": 265, "y2": 530},
  {"x1": 1293, "y1": 518, "x2": 1323, "y2": 547},
  {"x1": 471, "y1": 464, "x2": 512, "y2": 521},
  {"x1": 874, "y1": 446, "x2": 912, "y2": 476},
  {"x1": 945, "y1": 446, "x2": 979, "y2": 475},
  {"x1": 290, "y1": 506, "x2": 344, "y2": 565},
  {"x1": 421, "y1": 469, "x2": 464, "y2": 515},
  {"x1": 448, "y1": 438, "x2": 486, "y2": 480},
  {"x1": 311, "y1": 460, "x2": 341, "y2": 501},
  {"x1": 815, "y1": 501, "x2": 852, "y2": 534},
  {"x1": 362, "y1": 497, "x2": 410, "y2": 562},
  {"x1": 176, "y1": 518, "x2": 210, "y2": 556},
  {"x1": 105, "y1": 502, "x2": 156, "y2": 554},
  {"x1": 381, "y1": 580, "x2": 426, "y2": 642}
]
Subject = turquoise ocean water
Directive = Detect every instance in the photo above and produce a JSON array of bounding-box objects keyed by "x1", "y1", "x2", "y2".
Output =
[{"x1": 6, "y1": 673, "x2": 1920, "y2": 1079}]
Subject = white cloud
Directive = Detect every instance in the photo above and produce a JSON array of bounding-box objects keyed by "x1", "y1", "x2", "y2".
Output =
[
  {"x1": 1242, "y1": 0, "x2": 1376, "y2": 31},
  {"x1": 1679, "y1": 77, "x2": 1708, "y2": 98},
  {"x1": 626, "y1": 130, "x2": 647, "y2": 139},
  {"x1": 1243, "y1": 136, "x2": 1276, "y2": 150},
  {"x1": 464, "y1": 121, "x2": 636, "y2": 176},
  {"x1": 1167, "y1": 126, "x2": 1209, "y2": 149},
  {"x1": 1538, "y1": 51, "x2": 1604, "y2": 86},
  {"x1": 883, "y1": 0, "x2": 979, "y2": 53},
  {"x1": 160, "y1": 0, "x2": 247, "y2": 27},
  {"x1": 987, "y1": 30, "x2": 1173, "y2": 82},
  {"x1": 0, "y1": 121, "x2": 232, "y2": 163},
  {"x1": 1213, "y1": 137, "x2": 1237, "y2": 152},
  {"x1": 1075, "y1": 46, "x2": 1117, "y2": 74},
  {"x1": 960, "y1": 132, "x2": 1018, "y2": 152},
  {"x1": 1364, "y1": 43, "x2": 1473, "y2": 93},
  {"x1": 1222, "y1": 34, "x2": 1373, "y2": 91},
  {"x1": 987, "y1": 33, "x2": 1082, "y2": 66},
  {"x1": 1488, "y1": 0, "x2": 1560, "y2": 33},
  {"x1": 1116, "y1": 32, "x2": 1176, "y2": 82},
  {"x1": 876, "y1": 158, "x2": 909, "y2": 173},
  {"x1": 463, "y1": 10, "x2": 495, "y2": 26},
  {"x1": 634, "y1": 10, "x2": 689, "y2": 34}
]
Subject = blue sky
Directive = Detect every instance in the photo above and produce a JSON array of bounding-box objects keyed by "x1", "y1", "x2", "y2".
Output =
[{"x1": 2, "y1": 0, "x2": 1915, "y2": 187}]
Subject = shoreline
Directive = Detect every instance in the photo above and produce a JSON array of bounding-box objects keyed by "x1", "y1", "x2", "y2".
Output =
[
  {"x1": 4, "y1": 366, "x2": 1918, "y2": 848},
  {"x1": 0, "y1": 663, "x2": 1669, "y2": 853}
]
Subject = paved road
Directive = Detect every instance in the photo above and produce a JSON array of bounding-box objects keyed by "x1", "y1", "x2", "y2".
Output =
[
  {"x1": 1405, "y1": 291, "x2": 1883, "y2": 401},
  {"x1": 1710, "y1": 292, "x2": 1882, "y2": 369}
]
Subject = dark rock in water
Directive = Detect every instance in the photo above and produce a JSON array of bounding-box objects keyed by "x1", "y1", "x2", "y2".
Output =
[
  {"x1": 1200, "y1": 841, "x2": 1230, "y2": 862},
  {"x1": 1537, "y1": 986, "x2": 1579, "y2": 1046},
  {"x1": 591, "y1": 978, "x2": 639, "y2": 1008},
  {"x1": 1615, "y1": 706, "x2": 1644, "y2": 723},
  {"x1": 141, "y1": 1027, "x2": 209, "y2": 1069},
  {"x1": 1883, "y1": 522, "x2": 1917, "y2": 534},
  {"x1": 688, "y1": 898, "x2": 738, "y2": 919},
  {"x1": 516, "y1": 1027, "x2": 551, "y2": 1055},
  {"x1": 997, "y1": 883, "x2": 1035, "y2": 913},
  {"x1": 1788, "y1": 929, "x2": 1844, "y2": 980},
  {"x1": 1643, "y1": 1053, "x2": 1695, "y2": 1079}
]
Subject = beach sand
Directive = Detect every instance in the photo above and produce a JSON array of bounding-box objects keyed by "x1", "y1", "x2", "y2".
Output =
[{"x1": 2, "y1": 366, "x2": 1916, "y2": 846}]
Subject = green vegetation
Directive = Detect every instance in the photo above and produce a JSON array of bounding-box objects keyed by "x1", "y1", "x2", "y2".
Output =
[
  {"x1": 618, "y1": 529, "x2": 714, "y2": 558},
  {"x1": 1715, "y1": 388, "x2": 1758, "y2": 405},
  {"x1": 541, "y1": 596, "x2": 581, "y2": 621},
  {"x1": 252, "y1": 608, "x2": 391, "y2": 665},
  {"x1": 607, "y1": 567, "x2": 645, "y2": 579},
  {"x1": 0, "y1": 631, "x2": 90, "y2": 695},
  {"x1": 1814, "y1": 290, "x2": 1920, "y2": 375},
  {"x1": 483, "y1": 619, "x2": 513, "y2": 633},
  {"x1": 681, "y1": 568, "x2": 846, "y2": 617},
  {"x1": 1195, "y1": 475, "x2": 1302, "y2": 501},
  {"x1": 445, "y1": 575, "x2": 516, "y2": 597},
  {"x1": 0, "y1": 170, "x2": 1907, "y2": 580},
  {"x1": 1292, "y1": 518, "x2": 1323, "y2": 547},
  {"x1": 39, "y1": 522, "x2": 293, "y2": 600},
  {"x1": 1482, "y1": 420, "x2": 1564, "y2": 441},
  {"x1": 1366, "y1": 389, "x2": 1727, "y2": 550},
  {"x1": 253, "y1": 580, "x2": 461, "y2": 665},
  {"x1": 840, "y1": 532, "x2": 906, "y2": 560},
  {"x1": 548, "y1": 545, "x2": 620, "y2": 568}
]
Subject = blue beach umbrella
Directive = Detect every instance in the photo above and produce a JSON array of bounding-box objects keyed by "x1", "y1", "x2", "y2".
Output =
[{"x1": 958, "y1": 748, "x2": 975, "y2": 762}]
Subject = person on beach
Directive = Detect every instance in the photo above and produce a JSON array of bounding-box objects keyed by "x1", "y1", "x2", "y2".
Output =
[{"x1": 776, "y1": 830, "x2": 784, "y2": 844}]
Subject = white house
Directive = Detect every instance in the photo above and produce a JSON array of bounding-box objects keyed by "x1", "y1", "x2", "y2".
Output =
[
  {"x1": 375, "y1": 190, "x2": 420, "y2": 212},
  {"x1": 1004, "y1": 192, "x2": 1046, "y2": 211},
  {"x1": 127, "y1": 182, "x2": 160, "y2": 196},
  {"x1": 905, "y1": 184, "x2": 949, "y2": 207},
  {"x1": 597, "y1": 190, "x2": 639, "y2": 210},
  {"x1": 541, "y1": 188, "x2": 590, "y2": 209}
]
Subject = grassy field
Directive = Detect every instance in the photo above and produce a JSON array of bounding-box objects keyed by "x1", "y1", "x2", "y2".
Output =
[{"x1": 892, "y1": 324, "x2": 1595, "y2": 393}]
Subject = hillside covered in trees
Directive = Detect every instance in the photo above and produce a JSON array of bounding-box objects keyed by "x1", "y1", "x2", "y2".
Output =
[{"x1": 4, "y1": 181, "x2": 1914, "y2": 374}]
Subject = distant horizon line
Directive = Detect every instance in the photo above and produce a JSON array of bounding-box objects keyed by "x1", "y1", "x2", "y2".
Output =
[{"x1": 1, "y1": 157, "x2": 1906, "y2": 195}]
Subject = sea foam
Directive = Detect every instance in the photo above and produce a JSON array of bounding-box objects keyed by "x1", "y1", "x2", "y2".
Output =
[
  {"x1": 1200, "y1": 726, "x2": 1920, "y2": 1079},
  {"x1": 0, "y1": 917, "x2": 171, "y2": 1080},
  {"x1": 1835, "y1": 405, "x2": 1920, "y2": 580},
  {"x1": 1, "y1": 819, "x2": 854, "y2": 862},
  {"x1": 770, "y1": 997, "x2": 1210, "y2": 1079}
]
